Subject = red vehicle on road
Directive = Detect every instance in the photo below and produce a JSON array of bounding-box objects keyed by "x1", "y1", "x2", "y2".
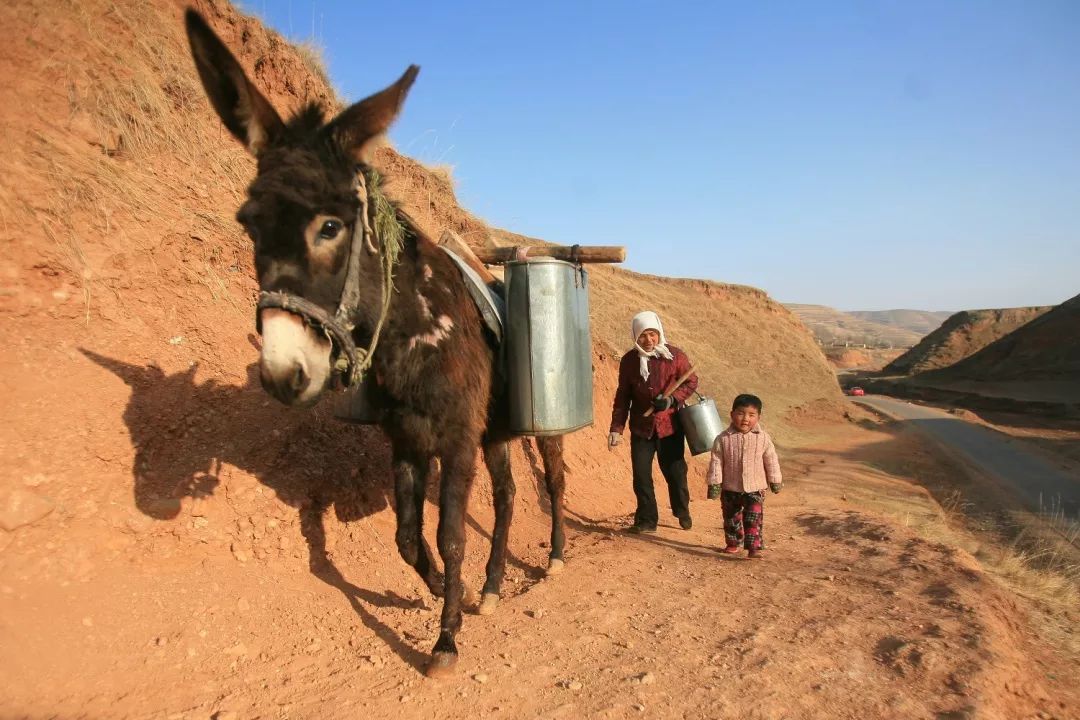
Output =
[{"x1": 848, "y1": 387, "x2": 865, "y2": 396}]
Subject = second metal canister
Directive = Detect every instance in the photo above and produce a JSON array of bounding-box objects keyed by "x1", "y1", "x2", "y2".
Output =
[
  {"x1": 504, "y1": 257, "x2": 593, "y2": 435},
  {"x1": 678, "y1": 397, "x2": 725, "y2": 455}
]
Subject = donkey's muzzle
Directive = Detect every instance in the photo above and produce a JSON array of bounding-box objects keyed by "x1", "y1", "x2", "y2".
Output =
[
  {"x1": 260, "y1": 357, "x2": 311, "y2": 404},
  {"x1": 258, "y1": 308, "x2": 333, "y2": 406}
]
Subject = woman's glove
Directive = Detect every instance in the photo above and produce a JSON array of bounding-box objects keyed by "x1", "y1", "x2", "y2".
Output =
[
  {"x1": 607, "y1": 432, "x2": 622, "y2": 449},
  {"x1": 769, "y1": 482, "x2": 783, "y2": 494},
  {"x1": 707, "y1": 484, "x2": 722, "y2": 500},
  {"x1": 651, "y1": 395, "x2": 675, "y2": 412}
]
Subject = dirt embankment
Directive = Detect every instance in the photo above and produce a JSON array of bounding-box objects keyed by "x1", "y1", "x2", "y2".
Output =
[
  {"x1": 1, "y1": 1, "x2": 1075, "y2": 718},
  {"x1": 884, "y1": 306, "x2": 1052, "y2": 376}
]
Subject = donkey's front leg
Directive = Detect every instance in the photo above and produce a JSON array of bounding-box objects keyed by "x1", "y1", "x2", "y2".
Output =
[
  {"x1": 426, "y1": 446, "x2": 477, "y2": 678},
  {"x1": 476, "y1": 439, "x2": 515, "y2": 616},
  {"x1": 537, "y1": 435, "x2": 567, "y2": 575},
  {"x1": 392, "y1": 448, "x2": 441, "y2": 597}
]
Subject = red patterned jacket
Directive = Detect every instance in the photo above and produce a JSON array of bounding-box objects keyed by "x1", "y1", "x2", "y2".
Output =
[{"x1": 609, "y1": 345, "x2": 698, "y2": 439}]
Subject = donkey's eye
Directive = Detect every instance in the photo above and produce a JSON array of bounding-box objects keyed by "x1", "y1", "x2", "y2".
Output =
[{"x1": 318, "y1": 219, "x2": 344, "y2": 240}]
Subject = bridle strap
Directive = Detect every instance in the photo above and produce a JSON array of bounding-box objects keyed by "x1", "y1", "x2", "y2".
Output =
[
  {"x1": 335, "y1": 170, "x2": 372, "y2": 331},
  {"x1": 256, "y1": 167, "x2": 395, "y2": 388},
  {"x1": 256, "y1": 290, "x2": 359, "y2": 368}
]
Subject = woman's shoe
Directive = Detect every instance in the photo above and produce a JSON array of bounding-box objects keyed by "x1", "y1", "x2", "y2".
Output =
[
  {"x1": 720, "y1": 545, "x2": 740, "y2": 554},
  {"x1": 748, "y1": 549, "x2": 765, "y2": 559}
]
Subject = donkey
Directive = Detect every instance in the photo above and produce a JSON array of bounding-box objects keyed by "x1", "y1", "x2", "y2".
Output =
[{"x1": 185, "y1": 10, "x2": 568, "y2": 676}]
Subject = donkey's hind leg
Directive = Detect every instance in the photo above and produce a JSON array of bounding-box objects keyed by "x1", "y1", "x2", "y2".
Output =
[
  {"x1": 477, "y1": 439, "x2": 515, "y2": 616},
  {"x1": 392, "y1": 448, "x2": 442, "y2": 598},
  {"x1": 537, "y1": 435, "x2": 567, "y2": 576}
]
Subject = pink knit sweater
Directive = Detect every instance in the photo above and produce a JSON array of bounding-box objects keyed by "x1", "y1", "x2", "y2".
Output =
[{"x1": 705, "y1": 425, "x2": 783, "y2": 493}]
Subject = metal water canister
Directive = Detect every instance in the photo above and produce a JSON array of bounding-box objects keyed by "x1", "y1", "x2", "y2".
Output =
[
  {"x1": 505, "y1": 257, "x2": 593, "y2": 435},
  {"x1": 678, "y1": 396, "x2": 725, "y2": 455},
  {"x1": 330, "y1": 373, "x2": 383, "y2": 425}
]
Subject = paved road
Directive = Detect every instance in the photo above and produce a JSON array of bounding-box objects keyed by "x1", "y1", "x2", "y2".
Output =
[{"x1": 854, "y1": 395, "x2": 1080, "y2": 521}]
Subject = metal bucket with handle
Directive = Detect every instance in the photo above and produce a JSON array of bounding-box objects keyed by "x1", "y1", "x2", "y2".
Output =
[{"x1": 678, "y1": 394, "x2": 725, "y2": 456}]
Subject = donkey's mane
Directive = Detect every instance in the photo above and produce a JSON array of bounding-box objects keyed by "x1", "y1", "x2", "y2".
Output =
[{"x1": 284, "y1": 103, "x2": 330, "y2": 139}]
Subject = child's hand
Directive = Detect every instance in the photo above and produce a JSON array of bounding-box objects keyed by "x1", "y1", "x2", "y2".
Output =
[
  {"x1": 707, "y1": 484, "x2": 722, "y2": 500},
  {"x1": 768, "y1": 482, "x2": 782, "y2": 494}
]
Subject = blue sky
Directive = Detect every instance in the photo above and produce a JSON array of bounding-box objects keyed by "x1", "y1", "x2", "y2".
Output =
[{"x1": 239, "y1": 1, "x2": 1079, "y2": 311}]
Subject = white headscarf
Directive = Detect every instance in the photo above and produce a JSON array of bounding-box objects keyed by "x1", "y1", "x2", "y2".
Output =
[{"x1": 631, "y1": 310, "x2": 673, "y2": 381}]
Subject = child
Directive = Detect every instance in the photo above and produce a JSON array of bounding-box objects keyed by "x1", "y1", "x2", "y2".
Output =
[{"x1": 705, "y1": 394, "x2": 783, "y2": 558}]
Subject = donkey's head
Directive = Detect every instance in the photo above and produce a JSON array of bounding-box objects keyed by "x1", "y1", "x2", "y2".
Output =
[{"x1": 185, "y1": 9, "x2": 417, "y2": 406}]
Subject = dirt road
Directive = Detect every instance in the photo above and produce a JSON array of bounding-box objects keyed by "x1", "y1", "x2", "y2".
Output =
[
  {"x1": 855, "y1": 396, "x2": 1080, "y2": 521},
  {"x1": 4, "y1": 428, "x2": 1077, "y2": 720}
]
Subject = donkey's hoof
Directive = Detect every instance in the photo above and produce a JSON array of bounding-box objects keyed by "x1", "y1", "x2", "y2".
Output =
[
  {"x1": 476, "y1": 592, "x2": 500, "y2": 616},
  {"x1": 546, "y1": 558, "x2": 565, "y2": 577},
  {"x1": 461, "y1": 585, "x2": 479, "y2": 610},
  {"x1": 425, "y1": 651, "x2": 458, "y2": 678}
]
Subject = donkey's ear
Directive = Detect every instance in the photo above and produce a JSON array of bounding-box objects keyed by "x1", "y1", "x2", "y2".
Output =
[
  {"x1": 328, "y1": 65, "x2": 419, "y2": 164},
  {"x1": 185, "y1": 9, "x2": 284, "y2": 156}
]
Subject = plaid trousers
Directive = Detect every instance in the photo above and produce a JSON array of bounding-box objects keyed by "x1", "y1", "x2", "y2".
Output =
[{"x1": 721, "y1": 490, "x2": 765, "y2": 550}]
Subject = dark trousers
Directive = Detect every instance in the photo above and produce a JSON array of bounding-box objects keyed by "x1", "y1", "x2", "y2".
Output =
[{"x1": 630, "y1": 431, "x2": 690, "y2": 527}]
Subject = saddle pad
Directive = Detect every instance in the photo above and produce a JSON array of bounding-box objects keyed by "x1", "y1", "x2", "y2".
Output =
[{"x1": 441, "y1": 247, "x2": 506, "y2": 345}]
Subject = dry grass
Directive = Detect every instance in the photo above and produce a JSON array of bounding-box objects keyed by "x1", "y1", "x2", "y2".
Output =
[
  {"x1": 976, "y1": 539, "x2": 1080, "y2": 605},
  {"x1": 422, "y1": 162, "x2": 457, "y2": 189},
  {"x1": 2, "y1": 0, "x2": 263, "y2": 318},
  {"x1": 295, "y1": 40, "x2": 331, "y2": 89}
]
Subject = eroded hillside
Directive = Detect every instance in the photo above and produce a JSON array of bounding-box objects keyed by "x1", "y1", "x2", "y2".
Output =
[
  {"x1": 885, "y1": 306, "x2": 1052, "y2": 376},
  {"x1": 926, "y1": 295, "x2": 1080, "y2": 382}
]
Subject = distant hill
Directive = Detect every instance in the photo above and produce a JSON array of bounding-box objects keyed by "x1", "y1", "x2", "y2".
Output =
[
  {"x1": 925, "y1": 295, "x2": 1080, "y2": 381},
  {"x1": 847, "y1": 310, "x2": 953, "y2": 337},
  {"x1": 884, "y1": 306, "x2": 1052, "y2": 375},
  {"x1": 784, "y1": 304, "x2": 925, "y2": 348}
]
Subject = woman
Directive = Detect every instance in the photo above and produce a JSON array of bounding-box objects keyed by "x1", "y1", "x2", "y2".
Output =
[{"x1": 608, "y1": 310, "x2": 698, "y2": 533}]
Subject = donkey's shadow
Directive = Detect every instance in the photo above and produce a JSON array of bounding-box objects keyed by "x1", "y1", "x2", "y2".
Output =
[
  {"x1": 83, "y1": 348, "x2": 555, "y2": 671},
  {"x1": 81, "y1": 348, "x2": 438, "y2": 668},
  {"x1": 82, "y1": 348, "x2": 391, "y2": 522}
]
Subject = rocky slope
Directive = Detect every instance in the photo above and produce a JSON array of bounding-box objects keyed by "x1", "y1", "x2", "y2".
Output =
[{"x1": 885, "y1": 306, "x2": 1052, "y2": 376}]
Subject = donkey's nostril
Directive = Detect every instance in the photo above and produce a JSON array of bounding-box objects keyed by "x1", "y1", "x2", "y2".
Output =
[{"x1": 290, "y1": 362, "x2": 310, "y2": 393}]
